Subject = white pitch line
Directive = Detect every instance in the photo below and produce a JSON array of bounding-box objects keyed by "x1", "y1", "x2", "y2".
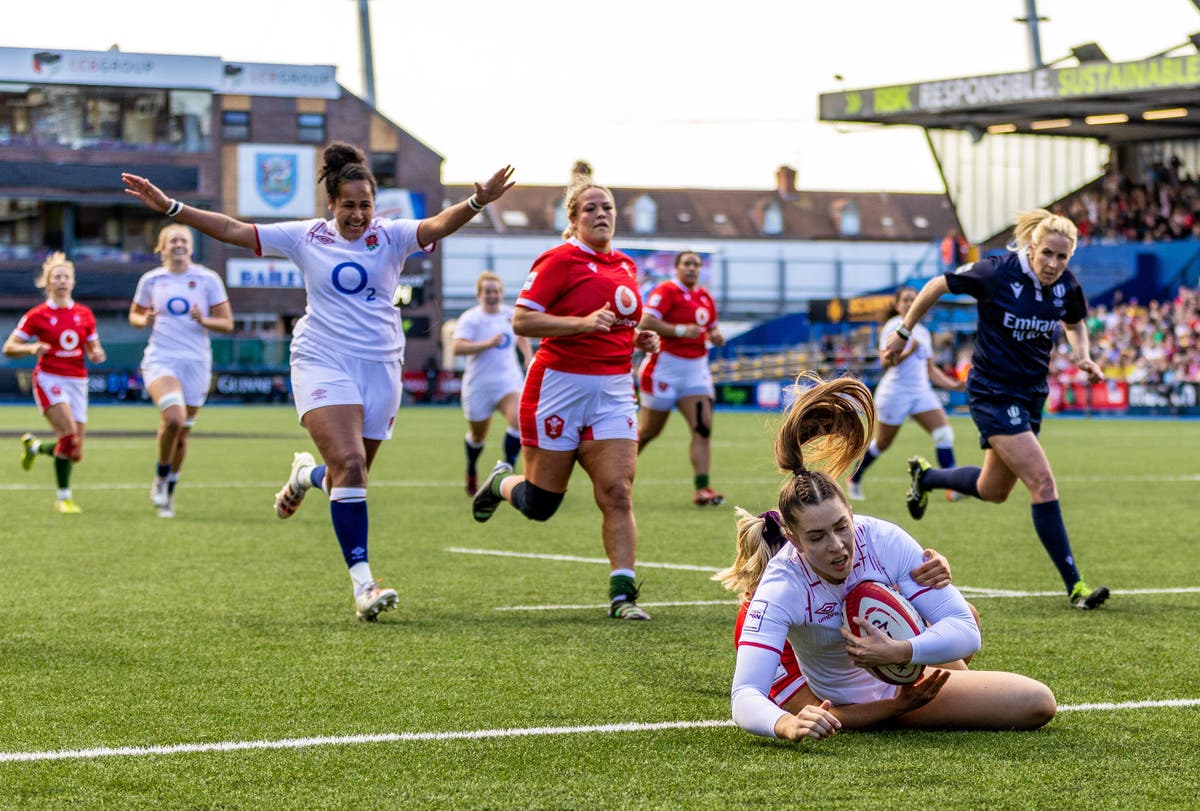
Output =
[
  {"x1": 2, "y1": 472, "x2": 1198, "y2": 493},
  {"x1": 446, "y1": 547, "x2": 721, "y2": 572},
  {"x1": 448, "y1": 548, "x2": 1200, "y2": 603},
  {"x1": 1, "y1": 699, "x2": 1196, "y2": 764},
  {"x1": 496, "y1": 599, "x2": 739, "y2": 612}
]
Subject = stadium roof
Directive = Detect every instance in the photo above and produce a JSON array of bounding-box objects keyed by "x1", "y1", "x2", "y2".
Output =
[{"x1": 818, "y1": 52, "x2": 1200, "y2": 141}]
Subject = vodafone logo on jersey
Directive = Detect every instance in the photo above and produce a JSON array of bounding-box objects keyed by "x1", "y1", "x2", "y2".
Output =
[
  {"x1": 614, "y1": 285, "x2": 638, "y2": 316},
  {"x1": 59, "y1": 330, "x2": 80, "y2": 351},
  {"x1": 544, "y1": 414, "x2": 564, "y2": 439}
]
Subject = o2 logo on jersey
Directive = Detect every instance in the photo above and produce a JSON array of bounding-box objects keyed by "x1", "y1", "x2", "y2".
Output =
[
  {"x1": 165, "y1": 296, "x2": 190, "y2": 316},
  {"x1": 614, "y1": 285, "x2": 638, "y2": 316},
  {"x1": 58, "y1": 329, "x2": 79, "y2": 351},
  {"x1": 331, "y1": 262, "x2": 376, "y2": 301},
  {"x1": 695, "y1": 307, "x2": 711, "y2": 327}
]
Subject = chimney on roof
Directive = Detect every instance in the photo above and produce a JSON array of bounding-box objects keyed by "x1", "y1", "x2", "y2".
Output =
[{"x1": 775, "y1": 165, "x2": 798, "y2": 200}]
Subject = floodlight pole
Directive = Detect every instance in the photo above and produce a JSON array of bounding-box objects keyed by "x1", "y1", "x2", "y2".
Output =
[
  {"x1": 357, "y1": 0, "x2": 377, "y2": 107},
  {"x1": 1018, "y1": 0, "x2": 1046, "y2": 69}
]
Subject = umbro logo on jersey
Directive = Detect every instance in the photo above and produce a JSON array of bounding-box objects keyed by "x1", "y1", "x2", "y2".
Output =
[
  {"x1": 1010, "y1": 282, "x2": 1023, "y2": 299},
  {"x1": 815, "y1": 601, "x2": 839, "y2": 618}
]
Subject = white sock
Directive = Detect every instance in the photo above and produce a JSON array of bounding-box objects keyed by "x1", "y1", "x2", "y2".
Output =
[
  {"x1": 349, "y1": 562, "x2": 375, "y2": 593},
  {"x1": 56, "y1": 488, "x2": 70, "y2": 501}
]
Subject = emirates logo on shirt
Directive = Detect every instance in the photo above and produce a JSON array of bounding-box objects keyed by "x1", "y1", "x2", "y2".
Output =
[{"x1": 544, "y1": 414, "x2": 564, "y2": 439}]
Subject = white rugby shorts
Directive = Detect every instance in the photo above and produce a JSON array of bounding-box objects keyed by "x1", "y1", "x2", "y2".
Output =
[
  {"x1": 32, "y1": 370, "x2": 88, "y2": 423},
  {"x1": 638, "y1": 351, "x2": 714, "y2": 411},
  {"x1": 290, "y1": 349, "x2": 403, "y2": 440},
  {"x1": 141, "y1": 357, "x2": 212, "y2": 408},
  {"x1": 519, "y1": 364, "x2": 637, "y2": 451},
  {"x1": 873, "y1": 382, "x2": 945, "y2": 426},
  {"x1": 461, "y1": 377, "x2": 522, "y2": 422}
]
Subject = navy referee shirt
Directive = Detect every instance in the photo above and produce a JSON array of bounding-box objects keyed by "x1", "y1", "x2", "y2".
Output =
[{"x1": 945, "y1": 251, "x2": 1088, "y2": 391}]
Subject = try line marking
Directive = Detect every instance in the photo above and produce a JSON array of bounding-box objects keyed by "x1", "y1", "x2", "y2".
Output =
[{"x1": 3, "y1": 699, "x2": 1197, "y2": 764}]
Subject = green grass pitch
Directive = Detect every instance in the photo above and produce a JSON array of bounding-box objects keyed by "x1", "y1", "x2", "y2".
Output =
[{"x1": 0, "y1": 403, "x2": 1197, "y2": 808}]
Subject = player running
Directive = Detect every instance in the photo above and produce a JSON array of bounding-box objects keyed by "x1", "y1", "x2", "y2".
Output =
[
  {"x1": 452, "y1": 272, "x2": 530, "y2": 495},
  {"x1": 883, "y1": 209, "x2": 1110, "y2": 611},
  {"x1": 4, "y1": 253, "x2": 106, "y2": 513},
  {"x1": 847, "y1": 285, "x2": 965, "y2": 501},
  {"x1": 123, "y1": 143, "x2": 514, "y2": 620},
  {"x1": 129, "y1": 224, "x2": 234, "y2": 518},
  {"x1": 471, "y1": 174, "x2": 662, "y2": 620},
  {"x1": 636, "y1": 250, "x2": 727, "y2": 506}
]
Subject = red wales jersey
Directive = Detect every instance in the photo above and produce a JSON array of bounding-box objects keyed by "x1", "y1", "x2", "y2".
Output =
[
  {"x1": 12, "y1": 300, "x2": 97, "y2": 378},
  {"x1": 516, "y1": 239, "x2": 642, "y2": 374},
  {"x1": 644, "y1": 279, "x2": 717, "y2": 359}
]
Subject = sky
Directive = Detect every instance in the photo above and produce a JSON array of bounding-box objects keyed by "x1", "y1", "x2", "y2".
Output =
[{"x1": 6, "y1": 0, "x2": 1200, "y2": 192}]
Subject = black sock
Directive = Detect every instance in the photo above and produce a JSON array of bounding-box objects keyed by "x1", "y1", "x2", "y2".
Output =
[
  {"x1": 1031, "y1": 500, "x2": 1081, "y2": 593},
  {"x1": 464, "y1": 438, "x2": 484, "y2": 474},
  {"x1": 503, "y1": 431, "x2": 521, "y2": 467},
  {"x1": 54, "y1": 456, "x2": 71, "y2": 489},
  {"x1": 921, "y1": 465, "x2": 981, "y2": 497},
  {"x1": 850, "y1": 446, "x2": 880, "y2": 483}
]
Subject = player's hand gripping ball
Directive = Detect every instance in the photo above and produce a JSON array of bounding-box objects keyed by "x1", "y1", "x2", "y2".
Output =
[{"x1": 842, "y1": 580, "x2": 926, "y2": 685}]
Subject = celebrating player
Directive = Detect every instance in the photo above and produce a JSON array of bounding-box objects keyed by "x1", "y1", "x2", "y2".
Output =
[
  {"x1": 471, "y1": 174, "x2": 662, "y2": 620},
  {"x1": 129, "y1": 224, "x2": 234, "y2": 519},
  {"x1": 123, "y1": 143, "x2": 515, "y2": 621},
  {"x1": 883, "y1": 209, "x2": 1110, "y2": 610},
  {"x1": 726, "y1": 374, "x2": 1056, "y2": 742},
  {"x1": 452, "y1": 271, "x2": 531, "y2": 494},
  {"x1": 4, "y1": 253, "x2": 106, "y2": 513},
  {"x1": 847, "y1": 286, "x2": 964, "y2": 501},
  {"x1": 636, "y1": 251, "x2": 727, "y2": 506}
]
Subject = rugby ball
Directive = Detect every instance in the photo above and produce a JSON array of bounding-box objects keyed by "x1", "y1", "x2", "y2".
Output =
[{"x1": 842, "y1": 580, "x2": 926, "y2": 686}]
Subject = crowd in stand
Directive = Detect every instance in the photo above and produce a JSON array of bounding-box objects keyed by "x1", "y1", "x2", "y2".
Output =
[
  {"x1": 1061, "y1": 157, "x2": 1200, "y2": 243},
  {"x1": 1043, "y1": 286, "x2": 1200, "y2": 385}
]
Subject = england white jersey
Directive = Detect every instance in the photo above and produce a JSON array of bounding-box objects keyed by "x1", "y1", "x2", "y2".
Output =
[
  {"x1": 132, "y1": 264, "x2": 229, "y2": 364},
  {"x1": 453, "y1": 304, "x2": 524, "y2": 390},
  {"x1": 731, "y1": 515, "x2": 979, "y2": 737},
  {"x1": 255, "y1": 217, "x2": 430, "y2": 362},
  {"x1": 878, "y1": 315, "x2": 933, "y2": 392}
]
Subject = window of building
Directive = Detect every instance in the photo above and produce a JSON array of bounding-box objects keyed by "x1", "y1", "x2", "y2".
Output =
[
  {"x1": 297, "y1": 113, "x2": 325, "y2": 144},
  {"x1": 553, "y1": 198, "x2": 569, "y2": 233},
  {"x1": 632, "y1": 195, "x2": 657, "y2": 234},
  {"x1": 372, "y1": 153, "x2": 397, "y2": 187},
  {"x1": 222, "y1": 110, "x2": 250, "y2": 141},
  {"x1": 0, "y1": 84, "x2": 209, "y2": 152},
  {"x1": 839, "y1": 201, "x2": 861, "y2": 237},
  {"x1": 762, "y1": 200, "x2": 784, "y2": 235}
]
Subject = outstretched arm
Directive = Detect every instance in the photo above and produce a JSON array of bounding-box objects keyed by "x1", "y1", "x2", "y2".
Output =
[
  {"x1": 122, "y1": 173, "x2": 258, "y2": 251},
  {"x1": 417, "y1": 166, "x2": 515, "y2": 246}
]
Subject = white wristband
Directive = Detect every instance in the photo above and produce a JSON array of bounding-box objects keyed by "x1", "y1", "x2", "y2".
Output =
[
  {"x1": 895, "y1": 325, "x2": 912, "y2": 340},
  {"x1": 674, "y1": 324, "x2": 687, "y2": 337},
  {"x1": 466, "y1": 195, "x2": 484, "y2": 212},
  {"x1": 165, "y1": 199, "x2": 184, "y2": 218}
]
